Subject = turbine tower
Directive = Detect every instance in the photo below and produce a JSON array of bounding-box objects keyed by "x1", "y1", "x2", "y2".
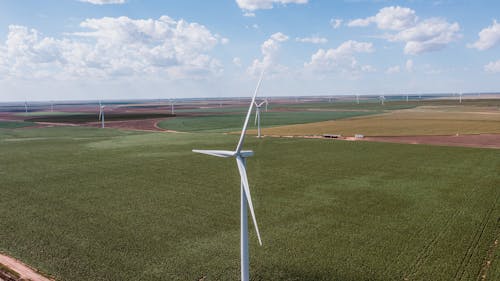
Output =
[
  {"x1": 24, "y1": 100, "x2": 28, "y2": 113},
  {"x1": 379, "y1": 95, "x2": 385, "y2": 105},
  {"x1": 193, "y1": 72, "x2": 264, "y2": 281},
  {"x1": 264, "y1": 97, "x2": 269, "y2": 112},
  {"x1": 459, "y1": 92, "x2": 462, "y2": 103},
  {"x1": 254, "y1": 100, "x2": 267, "y2": 138},
  {"x1": 170, "y1": 99, "x2": 175, "y2": 115},
  {"x1": 355, "y1": 94, "x2": 359, "y2": 104},
  {"x1": 98, "y1": 102, "x2": 105, "y2": 128}
]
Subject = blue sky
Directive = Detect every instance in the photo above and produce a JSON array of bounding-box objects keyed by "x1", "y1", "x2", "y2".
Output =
[{"x1": 0, "y1": 0, "x2": 499, "y2": 101}]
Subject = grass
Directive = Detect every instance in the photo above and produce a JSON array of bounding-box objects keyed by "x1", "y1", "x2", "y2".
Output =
[
  {"x1": 158, "y1": 111, "x2": 378, "y2": 132},
  {"x1": 0, "y1": 126, "x2": 499, "y2": 280},
  {"x1": 0, "y1": 121, "x2": 36, "y2": 129},
  {"x1": 261, "y1": 105, "x2": 500, "y2": 136},
  {"x1": 27, "y1": 113, "x2": 175, "y2": 123}
]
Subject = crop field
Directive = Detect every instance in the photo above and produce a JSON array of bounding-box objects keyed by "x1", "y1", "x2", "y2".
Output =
[
  {"x1": 259, "y1": 105, "x2": 500, "y2": 137},
  {"x1": 157, "y1": 110, "x2": 378, "y2": 132},
  {"x1": 1, "y1": 126, "x2": 499, "y2": 281},
  {"x1": 0, "y1": 120, "x2": 36, "y2": 129},
  {"x1": 27, "y1": 112, "x2": 175, "y2": 124}
]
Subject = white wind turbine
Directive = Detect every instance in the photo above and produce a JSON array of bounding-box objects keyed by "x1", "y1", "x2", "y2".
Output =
[
  {"x1": 459, "y1": 92, "x2": 463, "y2": 103},
  {"x1": 254, "y1": 99, "x2": 267, "y2": 138},
  {"x1": 193, "y1": 72, "x2": 264, "y2": 281},
  {"x1": 379, "y1": 95, "x2": 385, "y2": 105},
  {"x1": 170, "y1": 98, "x2": 175, "y2": 115},
  {"x1": 98, "y1": 102, "x2": 105, "y2": 128},
  {"x1": 355, "y1": 94, "x2": 359, "y2": 104},
  {"x1": 24, "y1": 100, "x2": 28, "y2": 113},
  {"x1": 264, "y1": 97, "x2": 269, "y2": 112}
]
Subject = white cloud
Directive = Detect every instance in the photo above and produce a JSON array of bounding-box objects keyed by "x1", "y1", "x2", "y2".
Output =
[
  {"x1": 348, "y1": 6, "x2": 460, "y2": 55},
  {"x1": 389, "y1": 18, "x2": 461, "y2": 55},
  {"x1": 0, "y1": 16, "x2": 224, "y2": 80},
  {"x1": 330, "y1": 19, "x2": 343, "y2": 29},
  {"x1": 386, "y1": 65, "x2": 400, "y2": 74},
  {"x1": 304, "y1": 40, "x2": 374, "y2": 73},
  {"x1": 248, "y1": 32, "x2": 289, "y2": 75},
  {"x1": 296, "y1": 36, "x2": 328, "y2": 44},
  {"x1": 484, "y1": 60, "x2": 500, "y2": 73},
  {"x1": 233, "y1": 57, "x2": 242, "y2": 67},
  {"x1": 236, "y1": 0, "x2": 308, "y2": 11},
  {"x1": 79, "y1": 0, "x2": 125, "y2": 5},
  {"x1": 405, "y1": 59, "x2": 413, "y2": 72},
  {"x1": 243, "y1": 12, "x2": 256, "y2": 17},
  {"x1": 348, "y1": 6, "x2": 417, "y2": 30},
  {"x1": 468, "y1": 20, "x2": 500, "y2": 51}
]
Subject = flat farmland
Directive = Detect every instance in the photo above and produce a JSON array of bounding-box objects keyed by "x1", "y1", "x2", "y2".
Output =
[
  {"x1": 157, "y1": 111, "x2": 379, "y2": 132},
  {"x1": 0, "y1": 126, "x2": 499, "y2": 280},
  {"x1": 258, "y1": 105, "x2": 500, "y2": 137}
]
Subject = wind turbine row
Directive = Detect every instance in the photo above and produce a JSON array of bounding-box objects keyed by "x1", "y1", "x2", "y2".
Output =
[{"x1": 193, "y1": 71, "x2": 265, "y2": 281}]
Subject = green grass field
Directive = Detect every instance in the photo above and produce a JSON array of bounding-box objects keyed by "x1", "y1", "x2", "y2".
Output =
[
  {"x1": 157, "y1": 111, "x2": 378, "y2": 132},
  {"x1": 0, "y1": 121, "x2": 36, "y2": 129},
  {"x1": 27, "y1": 113, "x2": 175, "y2": 123},
  {"x1": 0, "y1": 126, "x2": 499, "y2": 280}
]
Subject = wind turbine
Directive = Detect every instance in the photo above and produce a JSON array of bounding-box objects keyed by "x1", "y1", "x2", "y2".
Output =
[
  {"x1": 379, "y1": 95, "x2": 385, "y2": 105},
  {"x1": 24, "y1": 100, "x2": 28, "y2": 113},
  {"x1": 254, "y1": 100, "x2": 267, "y2": 138},
  {"x1": 355, "y1": 94, "x2": 359, "y2": 104},
  {"x1": 406, "y1": 93, "x2": 409, "y2": 103},
  {"x1": 193, "y1": 72, "x2": 264, "y2": 281},
  {"x1": 264, "y1": 97, "x2": 269, "y2": 112},
  {"x1": 98, "y1": 102, "x2": 105, "y2": 128},
  {"x1": 459, "y1": 92, "x2": 463, "y2": 103}
]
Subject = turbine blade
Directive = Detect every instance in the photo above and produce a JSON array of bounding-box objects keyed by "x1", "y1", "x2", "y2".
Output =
[
  {"x1": 236, "y1": 156, "x2": 262, "y2": 246},
  {"x1": 192, "y1": 149, "x2": 235, "y2": 158},
  {"x1": 235, "y1": 70, "x2": 264, "y2": 153}
]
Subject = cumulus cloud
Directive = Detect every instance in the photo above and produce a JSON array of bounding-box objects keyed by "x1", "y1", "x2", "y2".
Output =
[
  {"x1": 296, "y1": 36, "x2": 327, "y2": 44},
  {"x1": 348, "y1": 6, "x2": 460, "y2": 55},
  {"x1": 484, "y1": 60, "x2": 500, "y2": 73},
  {"x1": 79, "y1": 0, "x2": 125, "y2": 4},
  {"x1": 233, "y1": 57, "x2": 242, "y2": 67},
  {"x1": 0, "y1": 16, "x2": 225, "y2": 80},
  {"x1": 389, "y1": 18, "x2": 461, "y2": 55},
  {"x1": 348, "y1": 6, "x2": 417, "y2": 30},
  {"x1": 304, "y1": 40, "x2": 374, "y2": 73},
  {"x1": 248, "y1": 32, "x2": 289, "y2": 75},
  {"x1": 386, "y1": 65, "x2": 400, "y2": 74},
  {"x1": 236, "y1": 0, "x2": 308, "y2": 11},
  {"x1": 468, "y1": 20, "x2": 500, "y2": 50},
  {"x1": 330, "y1": 19, "x2": 343, "y2": 29}
]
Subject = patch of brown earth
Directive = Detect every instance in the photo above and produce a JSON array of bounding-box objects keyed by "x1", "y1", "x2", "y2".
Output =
[{"x1": 0, "y1": 253, "x2": 53, "y2": 281}]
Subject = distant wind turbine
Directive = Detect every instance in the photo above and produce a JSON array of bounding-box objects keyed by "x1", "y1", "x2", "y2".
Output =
[
  {"x1": 170, "y1": 99, "x2": 175, "y2": 115},
  {"x1": 379, "y1": 95, "x2": 385, "y2": 105},
  {"x1": 355, "y1": 94, "x2": 359, "y2": 104},
  {"x1": 264, "y1": 97, "x2": 269, "y2": 112},
  {"x1": 254, "y1": 100, "x2": 267, "y2": 138},
  {"x1": 193, "y1": 71, "x2": 264, "y2": 281},
  {"x1": 459, "y1": 92, "x2": 462, "y2": 103},
  {"x1": 406, "y1": 93, "x2": 409, "y2": 103},
  {"x1": 24, "y1": 100, "x2": 28, "y2": 113},
  {"x1": 98, "y1": 102, "x2": 105, "y2": 128}
]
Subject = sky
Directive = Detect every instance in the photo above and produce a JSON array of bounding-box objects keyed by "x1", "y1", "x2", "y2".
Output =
[{"x1": 0, "y1": 0, "x2": 499, "y2": 101}]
